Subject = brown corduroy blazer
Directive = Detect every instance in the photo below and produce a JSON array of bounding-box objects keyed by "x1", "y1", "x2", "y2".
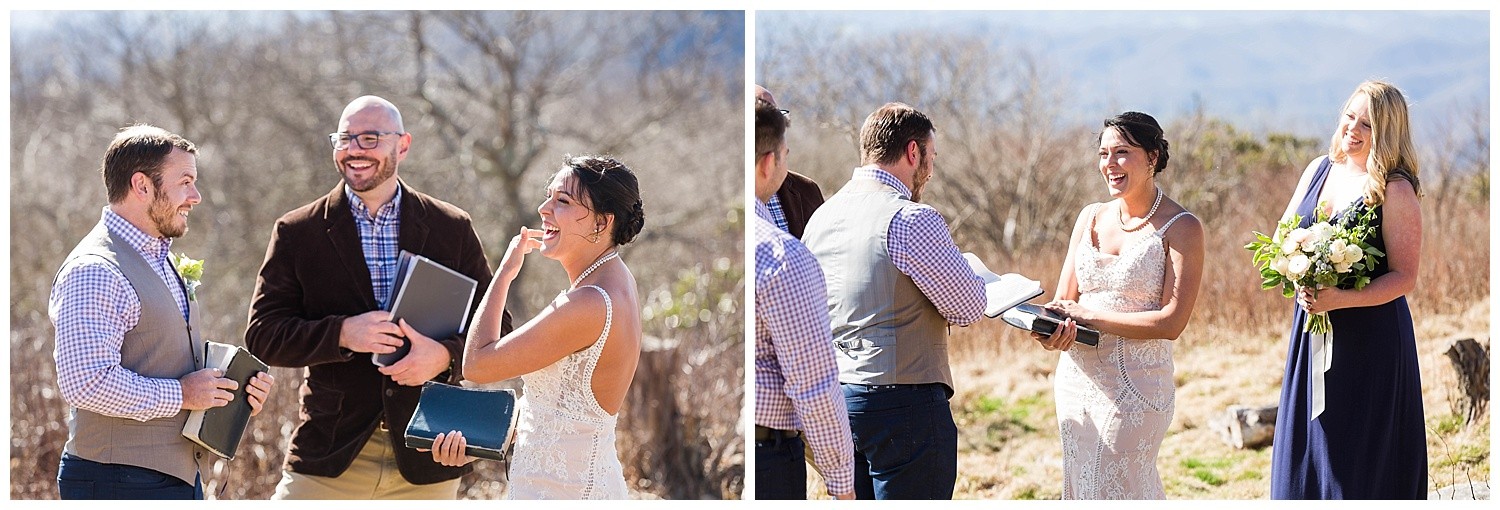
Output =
[
  {"x1": 245, "y1": 179, "x2": 512, "y2": 485},
  {"x1": 774, "y1": 170, "x2": 826, "y2": 239}
]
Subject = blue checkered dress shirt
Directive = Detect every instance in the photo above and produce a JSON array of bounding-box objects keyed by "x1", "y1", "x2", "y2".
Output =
[
  {"x1": 765, "y1": 192, "x2": 790, "y2": 233},
  {"x1": 753, "y1": 200, "x2": 854, "y2": 496},
  {"x1": 347, "y1": 186, "x2": 403, "y2": 309},
  {"x1": 49, "y1": 208, "x2": 192, "y2": 421},
  {"x1": 852, "y1": 166, "x2": 986, "y2": 326}
]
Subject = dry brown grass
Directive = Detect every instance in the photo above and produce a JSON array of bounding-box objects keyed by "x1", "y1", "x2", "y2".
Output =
[
  {"x1": 803, "y1": 301, "x2": 1489, "y2": 499},
  {"x1": 789, "y1": 101, "x2": 1490, "y2": 502},
  {"x1": 801, "y1": 174, "x2": 1491, "y2": 498}
]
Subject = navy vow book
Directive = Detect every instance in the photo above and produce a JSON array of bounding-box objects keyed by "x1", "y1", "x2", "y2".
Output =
[{"x1": 404, "y1": 381, "x2": 519, "y2": 461}]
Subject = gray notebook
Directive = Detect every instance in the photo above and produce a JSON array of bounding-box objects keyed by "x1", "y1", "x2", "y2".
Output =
[{"x1": 373, "y1": 251, "x2": 479, "y2": 367}]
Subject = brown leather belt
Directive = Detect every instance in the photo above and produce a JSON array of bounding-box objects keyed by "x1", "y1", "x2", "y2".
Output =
[{"x1": 754, "y1": 425, "x2": 801, "y2": 441}]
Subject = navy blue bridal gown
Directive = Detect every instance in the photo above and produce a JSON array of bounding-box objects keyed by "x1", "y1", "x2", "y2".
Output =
[{"x1": 1270, "y1": 157, "x2": 1427, "y2": 499}]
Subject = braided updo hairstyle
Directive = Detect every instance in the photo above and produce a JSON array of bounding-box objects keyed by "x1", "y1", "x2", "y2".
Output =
[
  {"x1": 1099, "y1": 111, "x2": 1171, "y2": 174},
  {"x1": 562, "y1": 155, "x2": 645, "y2": 246}
]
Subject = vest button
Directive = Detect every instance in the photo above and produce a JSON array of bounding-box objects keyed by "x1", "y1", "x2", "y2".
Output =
[
  {"x1": 385, "y1": 389, "x2": 394, "y2": 397},
  {"x1": 195, "y1": 452, "x2": 202, "y2": 459}
]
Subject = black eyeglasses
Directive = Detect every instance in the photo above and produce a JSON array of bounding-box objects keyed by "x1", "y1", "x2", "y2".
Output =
[{"x1": 328, "y1": 131, "x2": 403, "y2": 150}]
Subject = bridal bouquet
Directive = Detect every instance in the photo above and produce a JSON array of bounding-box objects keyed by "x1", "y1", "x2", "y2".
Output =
[{"x1": 1245, "y1": 201, "x2": 1385, "y2": 334}]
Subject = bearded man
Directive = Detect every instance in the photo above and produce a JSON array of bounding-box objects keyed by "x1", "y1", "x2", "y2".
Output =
[
  {"x1": 50, "y1": 125, "x2": 275, "y2": 499},
  {"x1": 245, "y1": 96, "x2": 511, "y2": 499},
  {"x1": 800, "y1": 102, "x2": 986, "y2": 500}
]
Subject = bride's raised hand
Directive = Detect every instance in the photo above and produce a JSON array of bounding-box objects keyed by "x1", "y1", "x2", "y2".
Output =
[
  {"x1": 422, "y1": 430, "x2": 477, "y2": 467},
  {"x1": 498, "y1": 226, "x2": 545, "y2": 282}
]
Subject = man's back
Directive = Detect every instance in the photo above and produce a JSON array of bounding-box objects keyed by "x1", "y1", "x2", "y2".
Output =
[{"x1": 803, "y1": 177, "x2": 957, "y2": 390}]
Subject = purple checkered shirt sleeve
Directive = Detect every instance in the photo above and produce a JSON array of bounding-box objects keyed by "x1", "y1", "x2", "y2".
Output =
[
  {"x1": 857, "y1": 169, "x2": 986, "y2": 325},
  {"x1": 753, "y1": 202, "x2": 854, "y2": 496},
  {"x1": 50, "y1": 257, "x2": 184, "y2": 421}
]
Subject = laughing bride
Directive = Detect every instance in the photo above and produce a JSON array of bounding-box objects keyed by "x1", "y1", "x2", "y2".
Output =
[{"x1": 427, "y1": 155, "x2": 646, "y2": 500}]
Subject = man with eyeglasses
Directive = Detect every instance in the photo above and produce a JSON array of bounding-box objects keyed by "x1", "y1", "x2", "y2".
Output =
[{"x1": 246, "y1": 95, "x2": 512, "y2": 499}]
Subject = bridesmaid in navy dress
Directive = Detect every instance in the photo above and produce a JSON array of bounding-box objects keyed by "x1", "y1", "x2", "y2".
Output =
[{"x1": 1270, "y1": 80, "x2": 1426, "y2": 499}]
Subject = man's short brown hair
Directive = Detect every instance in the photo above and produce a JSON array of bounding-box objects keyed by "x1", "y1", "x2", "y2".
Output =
[
  {"x1": 859, "y1": 102, "x2": 934, "y2": 166},
  {"x1": 755, "y1": 98, "x2": 788, "y2": 160},
  {"x1": 102, "y1": 124, "x2": 198, "y2": 203}
]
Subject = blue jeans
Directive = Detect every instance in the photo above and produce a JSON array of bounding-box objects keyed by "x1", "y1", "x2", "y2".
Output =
[
  {"x1": 843, "y1": 383, "x2": 956, "y2": 500},
  {"x1": 754, "y1": 430, "x2": 807, "y2": 499},
  {"x1": 58, "y1": 454, "x2": 202, "y2": 500}
]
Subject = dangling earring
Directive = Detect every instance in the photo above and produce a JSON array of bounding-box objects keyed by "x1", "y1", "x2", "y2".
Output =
[{"x1": 587, "y1": 227, "x2": 603, "y2": 244}]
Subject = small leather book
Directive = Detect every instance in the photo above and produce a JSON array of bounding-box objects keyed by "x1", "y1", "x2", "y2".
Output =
[
  {"x1": 182, "y1": 341, "x2": 269, "y2": 459},
  {"x1": 404, "y1": 381, "x2": 519, "y2": 462},
  {"x1": 1001, "y1": 303, "x2": 1102, "y2": 346}
]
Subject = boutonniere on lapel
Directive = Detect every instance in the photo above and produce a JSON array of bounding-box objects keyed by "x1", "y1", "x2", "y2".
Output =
[{"x1": 170, "y1": 252, "x2": 204, "y2": 301}]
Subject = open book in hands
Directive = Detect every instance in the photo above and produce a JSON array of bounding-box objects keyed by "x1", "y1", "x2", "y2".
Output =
[{"x1": 962, "y1": 253, "x2": 1044, "y2": 318}]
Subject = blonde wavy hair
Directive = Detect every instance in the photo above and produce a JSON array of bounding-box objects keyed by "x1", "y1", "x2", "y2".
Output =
[{"x1": 1328, "y1": 80, "x2": 1422, "y2": 206}]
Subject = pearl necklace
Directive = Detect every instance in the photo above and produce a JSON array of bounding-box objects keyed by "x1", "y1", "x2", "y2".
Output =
[
  {"x1": 1119, "y1": 187, "x2": 1162, "y2": 232},
  {"x1": 571, "y1": 250, "x2": 618, "y2": 289}
]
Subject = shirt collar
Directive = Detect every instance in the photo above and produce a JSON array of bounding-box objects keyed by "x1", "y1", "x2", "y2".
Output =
[
  {"x1": 753, "y1": 199, "x2": 773, "y2": 223},
  {"x1": 852, "y1": 165, "x2": 912, "y2": 200},
  {"x1": 345, "y1": 184, "x2": 403, "y2": 222},
  {"x1": 101, "y1": 206, "x2": 172, "y2": 261}
]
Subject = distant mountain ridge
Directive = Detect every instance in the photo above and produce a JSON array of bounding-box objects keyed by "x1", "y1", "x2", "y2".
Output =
[{"x1": 760, "y1": 10, "x2": 1488, "y2": 137}]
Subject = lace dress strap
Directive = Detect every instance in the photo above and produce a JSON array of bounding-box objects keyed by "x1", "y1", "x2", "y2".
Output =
[
  {"x1": 1086, "y1": 202, "x2": 1104, "y2": 229},
  {"x1": 1155, "y1": 211, "x2": 1194, "y2": 237},
  {"x1": 578, "y1": 284, "x2": 613, "y2": 358}
]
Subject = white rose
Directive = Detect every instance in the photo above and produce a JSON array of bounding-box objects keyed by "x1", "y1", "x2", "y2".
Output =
[
  {"x1": 1334, "y1": 261, "x2": 1352, "y2": 274},
  {"x1": 1344, "y1": 244, "x2": 1364, "y2": 264},
  {"x1": 1312, "y1": 222, "x2": 1336, "y2": 242},
  {"x1": 1281, "y1": 239, "x2": 1300, "y2": 255},
  {"x1": 1286, "y1": 228, "x2": 1314, "y2": 254},
  {"x1": 1287, "y1": 254, "x2": 1311, "y2": 279},
  {"x1": 1328, "y1": 239, "x2": 1349, "y2": 263},
  {"x1": 1272, "y1": 256, "x2": 1291, "y2": 277}
]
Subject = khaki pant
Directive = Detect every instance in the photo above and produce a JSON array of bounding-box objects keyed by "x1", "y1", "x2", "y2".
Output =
[{"x1": 271, "y1": 429, "x2": 460, "y2": 500}]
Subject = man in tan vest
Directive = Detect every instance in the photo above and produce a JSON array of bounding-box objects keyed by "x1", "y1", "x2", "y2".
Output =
[
  {"x1": 50, "y1": 125, "x2": 275, "y2": 499},
  {"x1": 801, "y1": 103, "x2": 986, "y2": 499}
]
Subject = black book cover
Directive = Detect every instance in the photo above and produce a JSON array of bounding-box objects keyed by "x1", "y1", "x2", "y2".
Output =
[
  {"x1": 404, "y1": 382, "x2": 518, "y2": 461},
  {"x1": 182, "y1": 341, "x2": 268, "y2": 459},
  {"x1": 1001, "y1": 303, "x2": 1102, "y2": 346},
  {"x1": 374, "y1": 251, "x2": 478, "y2": 367}
]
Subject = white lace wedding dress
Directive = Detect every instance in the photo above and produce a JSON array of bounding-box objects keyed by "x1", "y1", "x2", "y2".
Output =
[
  {"x1": 506, "y1": 285, "x2": 628, "y2": 499},
  {"x1": 1054, "y1": 204, "x2": 1189, "y2": 499}
]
